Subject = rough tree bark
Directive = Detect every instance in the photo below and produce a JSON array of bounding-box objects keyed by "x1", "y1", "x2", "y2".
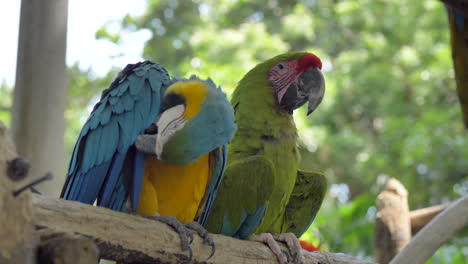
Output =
[
  {"x1": 37, "y1": 230, "x2": 99, "y2": 264},
  {"x1": 373, "y1": 178, "x2": 411, "y2": 264},
  {"x1": 32, "y1": 194, "x2": 372, "y2": 264},
  {"x1": 12, "y1": 0, "x2": 69, "y2": 196},
  {"x1": 0, "y1": 122, "x2": 36, "y2": 264}
]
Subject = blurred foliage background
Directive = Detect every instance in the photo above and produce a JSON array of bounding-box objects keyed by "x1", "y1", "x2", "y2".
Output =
[{"x1": 1, "y1": 0, "x2": 467, "y2": 262}]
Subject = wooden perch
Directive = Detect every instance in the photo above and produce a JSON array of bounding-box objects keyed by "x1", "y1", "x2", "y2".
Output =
[
  {"x1": 0, "y1": 122, "x2": 37, "y2": 264},
  {"x1": 409, "y1": 203, "x2": 449, "y2": 234},
  {"x1": 373, "y1": 178, "x2": 411, "y2": 264},
  {"x1": 37, "y1": 230, "x2": 99, "y2": 264},
  {"x1": 32, "y1": 194, "x2": 371, "y2": 264},
  {"x1": 390, "y1": 194, "x2": 468, "y2": 264}
]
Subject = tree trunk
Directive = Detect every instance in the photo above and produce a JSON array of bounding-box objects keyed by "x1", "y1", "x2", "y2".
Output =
[
  {"x1": 12, "y1": 0, "x2": 69, "y2": 196},
  {"x1": 373, "y1": 178, "x2": 411, "y2": 264}
]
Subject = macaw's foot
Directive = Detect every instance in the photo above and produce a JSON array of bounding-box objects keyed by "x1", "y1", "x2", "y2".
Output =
[
  {"x1": 143, "y1": 215, "x2": 194, "y2": 261},
  {"x1": 272, "y1": 233, "x2": 305, "y2": 264},
  {"x1": 184, "y1": 221, "x2": 216, "y2": 258},
  {"x1": 250, "y1": 233, "x2": 288, "y2": 264},
  {"x1": 250, "y1": 232, "x2": 304, "y2": 264}
]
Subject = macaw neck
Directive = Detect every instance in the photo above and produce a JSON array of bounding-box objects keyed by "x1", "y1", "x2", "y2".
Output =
[{"x1": 231, "y1": 76, "x2": 297, "y2": 140}]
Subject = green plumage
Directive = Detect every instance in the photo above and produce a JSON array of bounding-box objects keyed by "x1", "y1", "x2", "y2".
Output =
[
  {"x1": 205, "y1": 52, "x2": 326, "y2": 238},
  {"x1": 274, "y1": 171, "x2": 327, "y2": 237}
]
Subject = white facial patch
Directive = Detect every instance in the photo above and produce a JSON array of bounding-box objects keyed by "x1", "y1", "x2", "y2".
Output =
[{"x1": 156, "y1": 104, "x2": 187, "y2": 159}]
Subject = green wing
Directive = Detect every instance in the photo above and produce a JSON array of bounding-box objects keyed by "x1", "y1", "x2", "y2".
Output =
[
  {"x1": 272, "y1": 170, "x2": 327, "y2": 237},
  {"x1": 205, "y1": 155, "x2": 275, "y2": 239}
]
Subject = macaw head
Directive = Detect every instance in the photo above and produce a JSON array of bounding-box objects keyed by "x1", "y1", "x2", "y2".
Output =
[
  {"x1": 153, "y1": 76, "x2": 236, "y2": 164},
  {"x1": 240, "y1": 51, "x2": 325, "y2": 115}
]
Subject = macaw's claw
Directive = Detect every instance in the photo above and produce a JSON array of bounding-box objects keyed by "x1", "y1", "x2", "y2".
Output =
[
  {"x1": 272, "y1": 233, "x2": 305, "y2": 264},
  {"x1": 143, "y1": 215, "x2": 193, "y2": 262},
  {"x1": 250, "y1": 233, "x2": 288, "y2": 264},
  {"x1": 185, "y1": 221, "x2": 216, "y2": 259},
  {"x1": 250, "y1": 232, "x2": 305, "y2": 264}
]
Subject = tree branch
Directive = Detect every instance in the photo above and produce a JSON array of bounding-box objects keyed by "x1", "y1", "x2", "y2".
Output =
[
  {"x1": 37, "y1": 230, "x2": 99, "y2": 264},
  {"x1": 32, "y1": 194, "x2": 371, "y2": 264},
  {"x1": 390, "y1": 194, "x2": 468, "y2": 264},
  {"x1": 409, "y1": 203, "x2": 449, "y2": 234}
]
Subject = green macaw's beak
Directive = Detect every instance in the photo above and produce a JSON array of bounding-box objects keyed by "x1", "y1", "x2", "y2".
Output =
[{"x1": 279, "y1": 67, "x2": 325, "y2": 115}]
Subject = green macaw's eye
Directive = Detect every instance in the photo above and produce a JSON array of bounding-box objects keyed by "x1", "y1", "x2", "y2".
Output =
[{"x1": 161, "y1": 92, "x2": 186, "y2": 112}]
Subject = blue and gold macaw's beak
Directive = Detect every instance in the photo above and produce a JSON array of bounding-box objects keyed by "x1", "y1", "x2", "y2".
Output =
[{"x1": 135, "y1": 77, "x2": 237, "y2": 164}]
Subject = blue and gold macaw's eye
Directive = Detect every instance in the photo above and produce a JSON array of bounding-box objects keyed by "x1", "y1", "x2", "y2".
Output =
[
  {"x1": 160, "y1": 92, "x2": 186, "y2": 113},
  {"x1": 145, "y1": 92, "x2": 185, "y2": 135},
  {"x1": 154, "y1": 80, "x2": 208, "y2": 159}
]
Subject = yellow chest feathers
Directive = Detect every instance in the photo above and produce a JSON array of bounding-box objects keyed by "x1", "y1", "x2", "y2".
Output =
[{"x1": 136, "y1": 153, "x2": 212, "y2": 223}]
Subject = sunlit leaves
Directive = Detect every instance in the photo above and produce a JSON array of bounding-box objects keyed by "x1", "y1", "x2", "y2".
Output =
[
  {"x1": 0, "y1": 81, "x2": 12, "y2": 125},
  {"x1": 95, "y1": 27, "x2": 121, "y2": 44}
]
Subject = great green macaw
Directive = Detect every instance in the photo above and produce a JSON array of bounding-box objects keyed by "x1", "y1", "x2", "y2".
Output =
[
  {"x1": 276, "y1": 171, "x2": 327, "y2": 238},
  {"x1": 445, "y1": 3, "x2": 468, "y2": 128},
  {"x1": 205, "y1": 52, "x2": 327, "y2": 264},
  {"x1": 61, "y1": 61, "x2": 236, "y2": 258}
]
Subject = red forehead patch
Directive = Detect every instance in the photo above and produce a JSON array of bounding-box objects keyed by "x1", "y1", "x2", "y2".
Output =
[{"x1": 297, "y1": 52, "x2": 322, "y2": 71}]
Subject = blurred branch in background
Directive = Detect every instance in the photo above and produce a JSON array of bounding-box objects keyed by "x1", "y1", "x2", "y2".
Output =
[
  {"x1": 374, "y1": 178, "x2": 411, "y2": 264},
  {"x1": 391, "y1": 194, "x2": 468, "y2": 264},
  {"x1": 410, "y1": 203, "x2": 450, "y2": 234},
  {"x1": 374, "y1": 178, "x2": 467, "y2": 264}
]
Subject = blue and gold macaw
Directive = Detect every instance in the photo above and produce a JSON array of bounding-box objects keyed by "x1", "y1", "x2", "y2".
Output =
[{"x1": 60, "y1": 61, "x2": 236, "y2": 257}]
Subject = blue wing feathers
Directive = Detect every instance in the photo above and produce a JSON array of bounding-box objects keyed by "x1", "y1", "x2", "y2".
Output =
[
  {"x1": 97, "y1": 151, "x2": 126, "y2": 207},
  {"x1": 109, "y1": 95, "x2": 119, "y2": 105},
  {"x1": 99, "y1": 106, "x2": 112, "y2": 126},
  {"x1": 77, "y1": 162, "x2": 111, "y2": 203},
  {"x1": 129, "y1": 74, "x2": 145, "y2": 95},
  {"x1": 198, "y1": 146, "x2": 228, "y2": 226},
  {"x1": 117, "y1": 81, "x2": 130, "y2": 96},
  {"x1": 236, "y1": 204, "x2": 268, "y2": 239},
  {"x1": 117, "y1": 117, "x2": 132, "y2": 152},
  {"x1": 454, "y1": 10, "x2": 464, "y2": 31},
  {"x1": 112, "y1": 97, "x2": 125, "y2": 114},
  {"x1": 61, "y1": 61, "x2": 170, "y2": 209},
  {"x1": 81, "y1": 129, "x2": 101, "y2": 172},
  {"x1": 96, "y1": 124, "x2": 112, "y2": 164},
  {"x1": 122, "y1": 92, "x2": 135, "y2": 111},
  {"x1": 131, "y1": 150, "x2": 146, "y2": 211},
  {"x1": 140, "y1": 82, "x2": 152, "y2": 122},
  {"x1": 219, "y1": 204, "x2": 268, "y2": 239},
  {"x1": 149, "y1": 87, "x2": 161, "y2": 118}
]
